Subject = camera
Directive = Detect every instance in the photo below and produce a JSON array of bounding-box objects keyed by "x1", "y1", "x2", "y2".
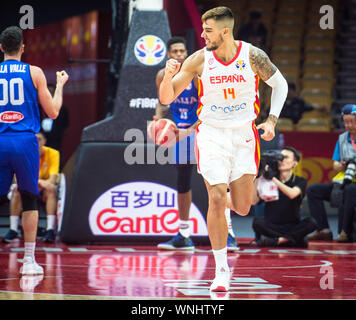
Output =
[
  {"x1": 343, "y1": 158, "x2": 356, "y2": 185},
  {"x1": 257, "y1": 150, "x2": 284, "y2": 180},
  {"x1": 330, "y1": 158, "x2": 355, "y2": 208}
]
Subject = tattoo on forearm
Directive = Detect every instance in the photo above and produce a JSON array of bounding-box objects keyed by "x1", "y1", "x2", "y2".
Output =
[
  {"x1": 250, "y1": 46, "x2": 277, "y2": 81},
  {"x1": 268, "y1": 114, "x2": 278, "y2": 125}
]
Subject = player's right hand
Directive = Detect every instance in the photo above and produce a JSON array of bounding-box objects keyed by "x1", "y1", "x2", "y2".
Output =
[
  {"x1": 165, "y1": 59, "x2": 181, "y2": 77},
  {"x1": 56, "y1": 70, "x2": 69, "y2": 86}
]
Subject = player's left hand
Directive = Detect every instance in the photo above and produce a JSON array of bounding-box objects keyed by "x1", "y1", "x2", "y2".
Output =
[
  {"x1": 56, "y1": 70, "x2": 69, "y2": 86},
  {"x1": 256, "y1": 119, "x2": 275, "y2": 141}
]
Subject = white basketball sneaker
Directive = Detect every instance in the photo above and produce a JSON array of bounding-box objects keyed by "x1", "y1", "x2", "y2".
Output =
[
  {"x1": 20, "y1": 274, "x2": 44, "y2": 292},
  {"x1": 210, "y1": 268, "x2": 231, "y2": 292},
  {"x1": 20, "y1": 260, "x2": 44, "y2": 275}
]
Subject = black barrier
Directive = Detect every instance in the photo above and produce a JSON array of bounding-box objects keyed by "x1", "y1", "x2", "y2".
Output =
[
  {"x1": 81, "y1": 10, "x2": 171, "y2": 142},
  {"x1": 60, "y1": 143, "x2": 209, "y2": 244}
]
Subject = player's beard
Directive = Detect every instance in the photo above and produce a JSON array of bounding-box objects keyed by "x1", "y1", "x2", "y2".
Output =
[{"x1": 206, "y1": 35, "x2": 223, "y2": 51}]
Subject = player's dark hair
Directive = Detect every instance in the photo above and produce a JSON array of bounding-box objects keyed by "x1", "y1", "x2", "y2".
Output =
[
  {"x1": 283, "y1": 146, "x2": 300, "y2": 162},
  {"x1": 0, "y1": 26, "x2": 23, "y2": 55},
  {"x1": 167, "y1": 37, "x2": 186, "y2": 51},
  {"x1": 202, "y1": 6, "x2": 234, "y2": 23}
]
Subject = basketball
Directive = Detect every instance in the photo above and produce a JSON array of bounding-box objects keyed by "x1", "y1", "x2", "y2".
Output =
[{"x1": 148, "y1": 118, "x2": 177, "y2": 146}]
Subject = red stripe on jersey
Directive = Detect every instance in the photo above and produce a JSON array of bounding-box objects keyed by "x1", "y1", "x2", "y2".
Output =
[
  {"x1": 196, "y1": 78, "x2": 204, "y2": 117},
  {"x1": 253, "y1": 74, "x2": 260, "y2": 116},
  {"x1": 213, "y1": 41, "x2": 242, "y2": 66}
]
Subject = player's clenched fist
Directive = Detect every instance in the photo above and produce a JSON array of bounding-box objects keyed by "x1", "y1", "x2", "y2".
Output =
[
  {"x1": 56, "y1": 70, "x2": 69, "y2": 86},
  {"x1": 165, "y1": 59, "x2": 181, "y2": 77}
]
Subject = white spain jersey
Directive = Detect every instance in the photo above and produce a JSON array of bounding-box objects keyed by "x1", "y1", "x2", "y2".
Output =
[{"x1": 197, "y1": 40, "x2": 260, "y2": 128}]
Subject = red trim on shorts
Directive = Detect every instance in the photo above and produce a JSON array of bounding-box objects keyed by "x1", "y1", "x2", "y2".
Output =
[
  {"x1": 253, "y1": 75, "x2": 261, "y2": 174},
  {"x1": 252, "y1": 121, "x2": 260, "y2": 174},
  {"x1": 213, "y1": 41, "x2": 242, "y2": 66},
  {"x1": 195, "y1": 123, "x2": 201, "y2": 172}
]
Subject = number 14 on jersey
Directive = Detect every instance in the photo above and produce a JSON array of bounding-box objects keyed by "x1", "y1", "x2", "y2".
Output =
[{"x1": 223, "y1": 88, "x2": 236, "y2": 100}]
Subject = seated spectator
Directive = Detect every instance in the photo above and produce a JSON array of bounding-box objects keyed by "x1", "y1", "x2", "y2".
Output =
[
  {"x1": 279, "y1": 83, "x2": 315, "y2": 124},
  {"x1": 238, "y1": 11, "x2": 268, "y2": 50},
  {"x1": 252, "y1": 126, "x2": 281, "y2": 218},
  {"x1": 2, "y1": 131, "x2": 60, "y2": 243},
  {"x1": 307, "y1": 104, "x2": 356, "y2": 242},
  {"x1": 252, "y1": 146, "x2": 317, "y2": 247}
]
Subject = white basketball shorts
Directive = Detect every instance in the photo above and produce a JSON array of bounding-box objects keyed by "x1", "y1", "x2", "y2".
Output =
[{"x1": 195, "y1": 121, "x2": 260, "y2": 186}]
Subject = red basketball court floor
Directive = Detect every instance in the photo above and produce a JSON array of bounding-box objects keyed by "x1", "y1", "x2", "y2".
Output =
[{"x1": 0, "y1": 239, "x2": 355, "y2": 300}]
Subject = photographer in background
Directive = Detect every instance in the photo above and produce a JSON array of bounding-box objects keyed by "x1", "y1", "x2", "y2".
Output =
[
  {"x1": 307, "y1": 104, "x2": 356, "y2": 242},
  {"x1": 252, "y1": 147, "x2": 316, "y2": 247}
]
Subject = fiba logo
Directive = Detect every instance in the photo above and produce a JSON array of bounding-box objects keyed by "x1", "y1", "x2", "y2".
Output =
[
  {"x1": 236, "y1": 60, "x2": 246, "y2": 70},
  {"x1": 134, "y1": 35, "x2": 166, "y2": 66}
]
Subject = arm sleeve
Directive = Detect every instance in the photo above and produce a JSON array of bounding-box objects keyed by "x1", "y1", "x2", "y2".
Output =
[{"x1": 265, "y1": 69, "x2": 289, "y2": 118}]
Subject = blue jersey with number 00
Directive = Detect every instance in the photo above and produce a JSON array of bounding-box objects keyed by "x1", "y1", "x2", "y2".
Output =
[{"x1": 0, "y1": 59, "x2": 40, "y2": 134}]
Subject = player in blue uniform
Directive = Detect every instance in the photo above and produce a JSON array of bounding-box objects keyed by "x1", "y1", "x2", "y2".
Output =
[
  {"x1": 154, "y1": 37, "x2": 238, "y2": 250},
  {"x1": 0, "y1": 26, "x2": 68, "y2": 275}
]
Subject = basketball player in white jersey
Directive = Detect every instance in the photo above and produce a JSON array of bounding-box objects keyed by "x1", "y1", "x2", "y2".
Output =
[{"x1": 159, "y1": 7, "x2": 288, "y2": 292}]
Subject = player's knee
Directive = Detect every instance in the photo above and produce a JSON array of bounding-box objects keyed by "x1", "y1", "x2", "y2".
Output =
[
  {"x1": 19, "y1": 190, "x2": 38, "y2": 211},
  {"x1": 232, "y1": 202, "x2": 251, "y2": 216},
  {"x1": 237, "y1": 208, "x2": 250, "y2": 216},
  {"x1": 209, "y1": 189, "x2": 226, "y2": 208},
  {"x1": 177, "y1": 181, "x2": 191, "y2": 194},
  {"x1": 176, "y1": 165, "x2": 193, "y2": 193}
]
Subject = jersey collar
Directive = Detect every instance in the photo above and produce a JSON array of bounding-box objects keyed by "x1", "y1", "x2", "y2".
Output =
[{"x1": 212, "y1": 40, "x2": 242, "y2": 66}]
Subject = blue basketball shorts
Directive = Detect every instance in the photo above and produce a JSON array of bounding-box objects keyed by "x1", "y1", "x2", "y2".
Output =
[
  {"x1": 0, "y1": 132, "x2": 39, "y2": 196},
  {"x1": 172, "y1": 132, "x2": 196, "y2": 164}
]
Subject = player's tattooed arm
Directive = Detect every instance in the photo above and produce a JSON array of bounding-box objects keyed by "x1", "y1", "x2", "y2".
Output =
[
  {"x1": 250, "y1": 45, "x2": 281, "y2": 126},
  {"x1": 249, "y1": 45, "x2": 277, "y2": 82}
]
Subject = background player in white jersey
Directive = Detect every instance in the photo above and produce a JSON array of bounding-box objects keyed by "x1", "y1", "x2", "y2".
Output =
[{"x1": 159, "y1": 7, "x2": 288, "y2": 292}]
